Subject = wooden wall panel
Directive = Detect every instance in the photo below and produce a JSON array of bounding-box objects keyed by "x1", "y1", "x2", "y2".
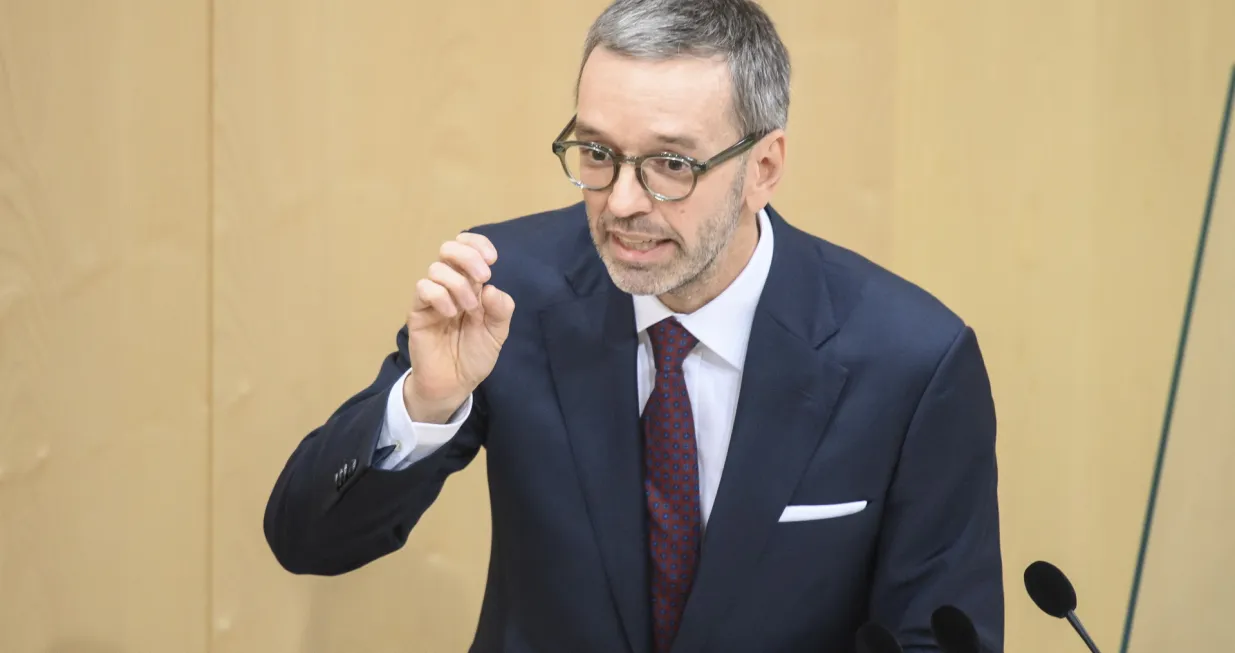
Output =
[
  {"x1": 893, "y1": 1, "x2": 1235, "y2": 649},
  {"x1": 0, "y1": 1, "x2": 210, "y2": 652},
  {"x1": 765, "y1": 1, "x2": 898, "y2": 262}
]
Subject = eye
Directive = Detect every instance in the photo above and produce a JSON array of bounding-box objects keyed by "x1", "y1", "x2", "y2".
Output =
[{"x1": 646, "y1": 156, "x2": 692, "y2": 177}]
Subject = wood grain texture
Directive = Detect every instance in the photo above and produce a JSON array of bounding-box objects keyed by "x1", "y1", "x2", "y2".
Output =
[{"x1": 0, "y1": 1, "x2": 210, "y2": 652}]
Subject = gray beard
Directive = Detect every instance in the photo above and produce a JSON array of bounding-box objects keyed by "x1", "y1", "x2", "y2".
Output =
[{"x1": 593, "y1": 168, "x2": 746, "y2": 299}]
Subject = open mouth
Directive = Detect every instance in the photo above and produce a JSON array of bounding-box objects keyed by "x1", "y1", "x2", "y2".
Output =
[{"x1": 609, "y1": 233, "x2": 675, "y2": 262}]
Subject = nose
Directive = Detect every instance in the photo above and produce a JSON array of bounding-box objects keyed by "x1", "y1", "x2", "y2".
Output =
[{"x1": 605, "y1": 162, "x2": 653, "y2": 219}]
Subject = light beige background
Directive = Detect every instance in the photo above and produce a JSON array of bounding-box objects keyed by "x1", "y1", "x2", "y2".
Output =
[
  {"x1": 1, "y1": 1, "x2": 1233, "y2": 652},
  {"x1": 1124, "y1": 78, "x2": 1234, "y2": 653}
]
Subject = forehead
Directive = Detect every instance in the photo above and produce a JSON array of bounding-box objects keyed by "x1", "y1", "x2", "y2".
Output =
[{"x1": 576, "y1": 47, "x2": 734, "y2": 149}]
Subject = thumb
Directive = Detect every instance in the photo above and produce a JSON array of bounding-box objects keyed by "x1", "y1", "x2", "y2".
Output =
[{"x1": 481, "y1": 284, "x2": 515, "y2": 332}]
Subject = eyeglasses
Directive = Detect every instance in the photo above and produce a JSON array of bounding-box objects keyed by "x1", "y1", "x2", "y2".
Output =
[{"x1": 550, "y1": 115, "x2": 764, "y2": 202}]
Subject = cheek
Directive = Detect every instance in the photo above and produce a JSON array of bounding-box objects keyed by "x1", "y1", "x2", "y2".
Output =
[
  {"x1": 662, "y1": 203, "x2": 705, "y2": 245},
  {"x1": 583, "y1": 191, "x2": 609, "y2": 222}
]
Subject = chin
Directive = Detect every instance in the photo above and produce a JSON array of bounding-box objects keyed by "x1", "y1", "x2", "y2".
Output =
[
  {"x1": 602, "y1": 260, "x2": 696, "y2": 298},
  {"x1": 603, "y1": 262, "x2": 670, "y2": 296}
]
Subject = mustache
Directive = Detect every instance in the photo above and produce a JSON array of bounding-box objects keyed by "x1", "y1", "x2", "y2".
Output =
[{"x1": 598, "y1": 214, "x2": 677, "y2": 241}]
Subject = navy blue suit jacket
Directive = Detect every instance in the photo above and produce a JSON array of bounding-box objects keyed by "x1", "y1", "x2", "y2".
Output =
[{"x1": 264, "y1": 202, "x2": 1004, "y2": 653}]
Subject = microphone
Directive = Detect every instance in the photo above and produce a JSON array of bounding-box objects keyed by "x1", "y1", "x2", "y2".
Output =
[
  {"x1": 930, "y1": 605, "x2": 981, "y2": 653},
  {"x1": 855, "y1": 622, "x2": 903, "y2": 653},
  {"x1": 1023, "y1": 560, "x2": 1103, "y2": 653}
]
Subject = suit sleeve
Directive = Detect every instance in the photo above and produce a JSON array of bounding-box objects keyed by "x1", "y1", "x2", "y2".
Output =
[
  {"x1": 868, "y1": 326, "x2": 1004, "y2": 652},
  {"x1": 262, "y1": 325, "x2": 487, "y2": 576},
  {"x1": 376, "y1": 368, "x2": 473, "y2": 471}
]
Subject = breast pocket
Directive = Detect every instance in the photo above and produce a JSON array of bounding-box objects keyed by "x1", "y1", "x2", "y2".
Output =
[{"x1": 778, "y1": 500, "x2": 868, "y2": 523}]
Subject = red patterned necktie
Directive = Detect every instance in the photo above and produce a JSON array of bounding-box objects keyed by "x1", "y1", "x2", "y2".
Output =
[{"x1": 643, "y1": 317, "x2": 702, "y2": 653}]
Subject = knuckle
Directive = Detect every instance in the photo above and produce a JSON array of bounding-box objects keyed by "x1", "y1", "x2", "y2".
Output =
[
  {"x1": 449, "y1": 248, "x2": 474, "y2": 268},
  {"x1": 428, "y1": 261, "x2": 455, "y2": 282},
  {"x1": 445, "y1": 245, "x2": 476, "y2": 270},
  {"x1": 456, "y1": 233, "x2": 487, "y2": 253}
]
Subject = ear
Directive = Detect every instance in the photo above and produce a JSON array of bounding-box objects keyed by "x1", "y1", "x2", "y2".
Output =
[{"x1": 744, "y1": 129, "x2": 786, "y2": 214}]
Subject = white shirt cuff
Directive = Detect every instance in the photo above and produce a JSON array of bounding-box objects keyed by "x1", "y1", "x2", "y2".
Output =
[{"x1": 375, "y1": 368, "x2": 473, "y2": 471}]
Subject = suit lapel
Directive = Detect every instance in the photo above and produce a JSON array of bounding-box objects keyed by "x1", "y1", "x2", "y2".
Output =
[
  {"x1": 538, "y1": 205, "x2": 848, "y2": 653},
  {"x1": 541, "y1": 267, "x2": 651, "y2": 653},
  {"x1": 670, "y1": 208, "x2": 850, "y2": 653}
]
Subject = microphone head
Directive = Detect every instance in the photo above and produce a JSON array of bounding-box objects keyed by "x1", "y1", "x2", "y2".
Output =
[
  {"x1": 930, "y1": 605, "x2": 981, "y2": 653},
  {"x1": 855, "y1": 622, "x2": 903, "y2": 653},
  {"x1": 1024, "y1": 560, "x2": 1078, "y2": 618}
]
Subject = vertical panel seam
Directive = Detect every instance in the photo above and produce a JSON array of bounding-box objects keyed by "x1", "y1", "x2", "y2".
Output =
[{"x1": 206, "y1": 0, "x2": 216, "y2": 649}]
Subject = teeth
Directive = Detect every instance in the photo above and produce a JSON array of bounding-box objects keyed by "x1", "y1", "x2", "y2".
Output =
[{"x1": 616, "y1": 236, "x2": 661, "y2": 251}]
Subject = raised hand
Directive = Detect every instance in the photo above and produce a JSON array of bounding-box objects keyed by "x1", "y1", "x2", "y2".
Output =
[{"x1": 403, "y1": 232, "x2": 514, "y2": 423}]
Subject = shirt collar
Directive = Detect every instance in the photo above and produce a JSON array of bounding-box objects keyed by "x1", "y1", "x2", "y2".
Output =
[{"x1": 632, "y1": 208, "x2": 774, "y2": 370}]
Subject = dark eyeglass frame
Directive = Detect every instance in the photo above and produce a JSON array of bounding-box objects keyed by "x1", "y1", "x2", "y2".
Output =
[{"x1": 550, "y1": 115, "x2": 765, "y2": 201}]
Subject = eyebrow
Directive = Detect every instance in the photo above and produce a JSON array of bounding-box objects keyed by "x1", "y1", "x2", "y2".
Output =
[{"x1": 574, "y1": 120, "x2": 702, "y2": 153}]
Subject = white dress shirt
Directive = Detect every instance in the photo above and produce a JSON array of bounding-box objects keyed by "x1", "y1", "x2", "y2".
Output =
[{"x1": 375, "y1": 208, "x2": 774, "y2": 529}]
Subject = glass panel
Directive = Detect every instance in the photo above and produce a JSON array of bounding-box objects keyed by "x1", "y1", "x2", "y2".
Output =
[{"x1": 1122, "y1": 65, "x2": 1235, "y2": 653}]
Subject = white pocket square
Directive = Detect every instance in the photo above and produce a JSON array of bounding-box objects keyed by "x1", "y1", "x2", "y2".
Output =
[{"x1": 778, "y1": 500, "x2": 868, "y2": 523}]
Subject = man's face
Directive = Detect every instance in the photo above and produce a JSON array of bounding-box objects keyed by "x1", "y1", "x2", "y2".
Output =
[{"x1": 574, "y1": 47, "x2": 749, "y2": 297}]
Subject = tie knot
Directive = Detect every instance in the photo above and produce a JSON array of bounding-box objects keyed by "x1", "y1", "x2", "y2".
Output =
[{"x1": 648, "y1": 318, "x2": 698, "y2": 372}]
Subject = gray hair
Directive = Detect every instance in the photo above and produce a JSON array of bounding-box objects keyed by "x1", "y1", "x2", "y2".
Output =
[{"x1": 577, "y1": 0, "x2": 791, "y2": 136}]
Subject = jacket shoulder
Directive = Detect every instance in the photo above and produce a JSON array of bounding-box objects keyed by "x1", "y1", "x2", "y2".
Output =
[
  {"x1": 791, "y1": 226, "x2": 972, "y2": 362},
  {"x1": 467, "y1": 203, "x2": 590, "y2": 260}
]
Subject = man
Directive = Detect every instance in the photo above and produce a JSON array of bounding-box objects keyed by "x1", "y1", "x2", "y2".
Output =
[{"x1": 264, "y1": 0, "x2": 1004, "y2": 651}]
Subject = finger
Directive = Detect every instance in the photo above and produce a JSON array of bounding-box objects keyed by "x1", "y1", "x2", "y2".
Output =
[
  {"x1": 414, "y1": 278, "x2": 457, "y2": 318},
  {"x1": 440, "y1": 240, "x2": 492, "y2": 284},
  {"x1": 481, "y1": 285, "x2": 515, "y2": 331},
  {"x1": 428, "y1": 261, "x2": 480, "y2": 311},
  {"x1": 455, "y1": 232, "x2": 498, "y2": 265}
]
